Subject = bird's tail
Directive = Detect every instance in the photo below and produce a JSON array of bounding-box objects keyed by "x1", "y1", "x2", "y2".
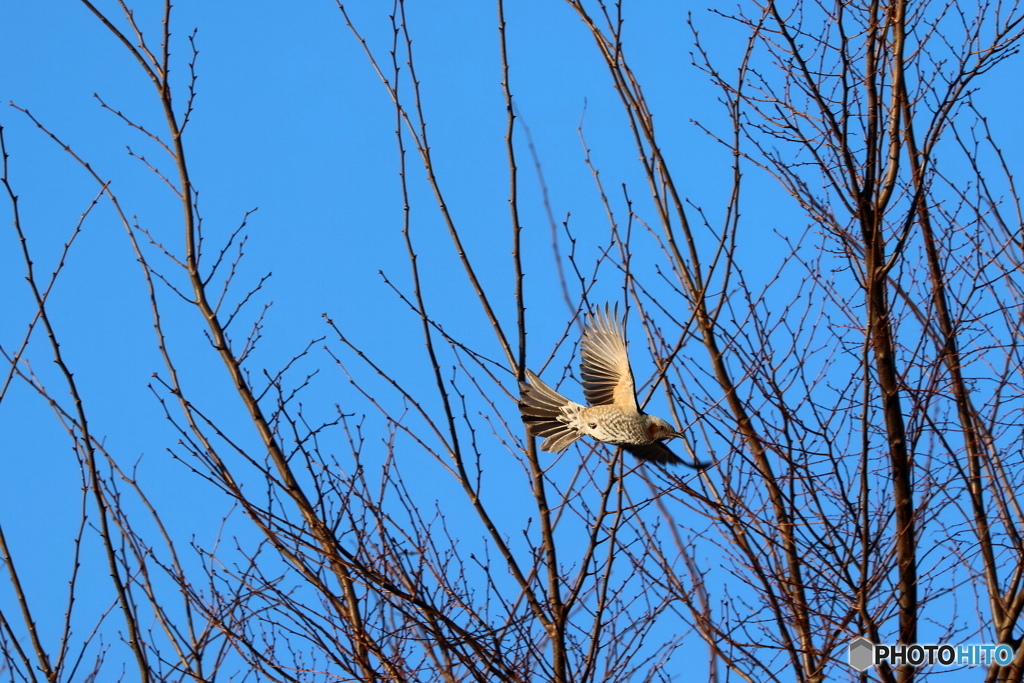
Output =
[{"x1": 518, "y1": 370, "x2": 584, "y2": 452}]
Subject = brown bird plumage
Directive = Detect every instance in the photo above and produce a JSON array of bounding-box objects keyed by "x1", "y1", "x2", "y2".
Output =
[{"x1": 519, "y1": 305, "x2": 705, "y2": 468}]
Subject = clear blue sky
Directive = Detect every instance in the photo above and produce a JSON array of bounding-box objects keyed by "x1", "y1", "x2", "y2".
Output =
[{"x1": 2, "y1": 1, "x2": 1021, "y2": 679}]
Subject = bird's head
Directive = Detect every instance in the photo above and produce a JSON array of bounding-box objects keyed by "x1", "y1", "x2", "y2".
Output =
[{"x1": 646, "y1": 416, "x2": 681, "y2": 441}]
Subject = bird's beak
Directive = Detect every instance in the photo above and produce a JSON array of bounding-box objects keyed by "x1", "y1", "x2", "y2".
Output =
[{"x1": 668, "y1": 431, "x2": 684, "y2": 441}]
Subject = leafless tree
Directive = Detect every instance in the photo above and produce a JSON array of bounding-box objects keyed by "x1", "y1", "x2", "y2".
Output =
[{"x1": 2, "y1": 0, "x2": 1022, "y2": 681}]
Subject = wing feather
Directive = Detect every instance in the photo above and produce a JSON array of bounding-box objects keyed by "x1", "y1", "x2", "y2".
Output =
[
  {"x1": 622, "y1": 441, "x2": 709, "y2": 469},
  {"x1": 580, "y1": 304, "x2": 637, "y2": 408}
]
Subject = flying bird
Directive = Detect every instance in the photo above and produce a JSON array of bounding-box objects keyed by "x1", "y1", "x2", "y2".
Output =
[{"x1": 518, "y1": 305, "x2": 704, "y2": 468}]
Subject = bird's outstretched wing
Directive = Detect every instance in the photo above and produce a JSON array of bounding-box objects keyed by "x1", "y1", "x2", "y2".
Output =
[
  {"x1": 580, "y1": 304, "x2": 637, "y2": 409},
  {"x1": 622, "y1": 441, "x2": 709, "y2": 469}
]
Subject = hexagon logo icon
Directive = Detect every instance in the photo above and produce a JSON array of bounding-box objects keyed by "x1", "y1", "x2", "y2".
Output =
[{"x1": 848, "y1": 637, "x2": 874, "y2": 671}]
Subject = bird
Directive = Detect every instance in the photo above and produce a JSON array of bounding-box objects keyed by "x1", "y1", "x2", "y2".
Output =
[{"x1": 518, "y1": 305, "x2": 705, "y2": 468}]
